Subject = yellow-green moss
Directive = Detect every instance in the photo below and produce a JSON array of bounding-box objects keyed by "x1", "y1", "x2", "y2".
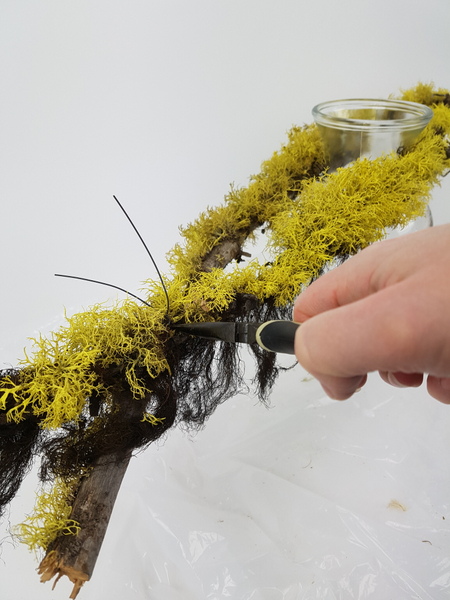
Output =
[
  {"x1": 3, "y1": 84, "x2": 448, "y2": 434},
  {"x1": 2, "y1": 83, "x2": 449, "y2": 553},
  {"x1": 168, "y1": 123, "x2": 326, "y2": 278},
  {"x1": 1, "y1": 301, "x2": 170, "y2": 429},
  {"x1": 14, "y1": 478, "x2": 82, "y2": 555}
]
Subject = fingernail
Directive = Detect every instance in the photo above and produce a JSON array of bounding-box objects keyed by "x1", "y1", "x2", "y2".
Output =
[{"x1": 387, "y1": 372, "x2": 408, "y2": 388}]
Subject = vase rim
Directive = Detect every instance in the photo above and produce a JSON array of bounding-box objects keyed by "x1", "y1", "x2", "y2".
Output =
[{"x1": 312, "y1": 98, "x2": 433, "y2": 131}]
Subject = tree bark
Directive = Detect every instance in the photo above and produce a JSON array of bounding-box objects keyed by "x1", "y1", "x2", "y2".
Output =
[
  {"x1": 38, "y1": 450, "x2": 132, "y2": 599},
  {"x1": 201, "y1": 239, "x2": 242, "y2": 272},
  {"x1": 38, "y1": 385, "x2": 142, "y2": 598},
  {"x1": 200, "y1": 219, "x2": 260, "y2": 273}
]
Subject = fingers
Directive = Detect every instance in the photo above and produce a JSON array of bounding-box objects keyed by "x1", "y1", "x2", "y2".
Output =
[
  {"x1": 293, "y1": 239, "x2": 397, "y2": 322},
  {"x1": 294, "y1": 280, "x2": 438, "y2": 400},
  {"x1": 427, "y1": 376, "x2": 450, "y2": 404},
  {"x1": 293, "y1": 257, "x2": 372, "y2": 323},
  {"x1": 319, "y1": 371, "x2": 424, "y2": 401},
  {"x1": 319, "y1": 374, "x2": 367, "y2": 400},
  {"x1": 314, "y1": 372, "x2": 450, "y2": 403},
  {"x1": 377, "y1": 374, "x2": 450, "y2": 403},
  {"x1": 295, "y1": 281, "x2": 423, "y2": 378},
  {"x1": 293, "y1": 225, "x2": 450, "y2": 403},
  {"x1": 379, "y1": 371, "x2": 424, "y2": 388},
  {"x1": 294, "y1": 225, "x2": 450, "y2": 323}
]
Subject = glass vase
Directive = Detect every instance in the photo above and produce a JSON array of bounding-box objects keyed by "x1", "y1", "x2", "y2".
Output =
[{"x1": 312, "y1": 98, "x2": 434, "y2": 236}]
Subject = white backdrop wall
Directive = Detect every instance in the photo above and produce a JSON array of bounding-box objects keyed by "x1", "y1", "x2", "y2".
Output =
[{"x1": 1, "y1": 1, "x2": 450, "y2": 599}]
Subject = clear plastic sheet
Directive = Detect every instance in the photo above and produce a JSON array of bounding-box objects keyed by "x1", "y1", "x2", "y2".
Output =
[
  {"x1": 62, "y1": 362, "x2": 450, "y2": 599},
  {"x1": 2, "y1": 359, "x2": 450, "y2": 599}
]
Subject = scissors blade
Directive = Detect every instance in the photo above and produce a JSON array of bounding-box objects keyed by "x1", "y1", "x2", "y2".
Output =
[
  {"x1": 172, "y1": 320, "x2": 299, "y2": 354},
  {"x1": 172, "y1": 321, "x2": 259, "y2": 345}
]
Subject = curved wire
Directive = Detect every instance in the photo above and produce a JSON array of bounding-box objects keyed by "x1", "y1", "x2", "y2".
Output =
[
  {"x1": 113, "y1": 195, "x2": 170, "y2": 316},
  {"x1": 54, "y1": 274, "x2": 152, "y2": 307}
]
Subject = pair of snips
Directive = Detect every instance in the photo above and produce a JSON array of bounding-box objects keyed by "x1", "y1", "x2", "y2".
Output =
[{"x1": 173, "y1": 320, "x2": 300, "y2": 355}]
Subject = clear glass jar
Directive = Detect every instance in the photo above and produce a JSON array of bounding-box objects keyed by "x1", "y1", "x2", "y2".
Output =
[{"x1": 312, "y1": 98, "x2": 434, "y2": 236}]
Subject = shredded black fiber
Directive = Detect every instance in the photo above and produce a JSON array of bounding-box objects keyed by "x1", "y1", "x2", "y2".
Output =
[{"x1": 1, "y1": 294, "x2": 294, "y2": 517}]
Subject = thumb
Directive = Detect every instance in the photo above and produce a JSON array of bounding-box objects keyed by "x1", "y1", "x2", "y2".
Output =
[
  {"x1": 294, "y1": 311, "x2": 369, "y2": 399},
  {"x1": 294, "y1": 281, "x2": 424, "y2": 398}
]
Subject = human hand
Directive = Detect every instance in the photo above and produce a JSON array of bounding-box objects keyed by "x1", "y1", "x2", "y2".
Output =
[{"x1": 293, "y1": 223, "x2": 450, "y2": 403}]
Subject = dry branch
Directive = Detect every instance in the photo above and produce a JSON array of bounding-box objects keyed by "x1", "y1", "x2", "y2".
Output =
[
  {"x1": 38, "y1": 386, "x2": 142, "y2": 598},
  {"x1": 38, "y1": 450, "x2": 132, "y2": 598}
]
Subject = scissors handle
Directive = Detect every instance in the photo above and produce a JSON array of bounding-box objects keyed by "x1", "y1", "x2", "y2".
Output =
[{"x1": 256, "y1": 320, "x2": 300, "y2": 354}]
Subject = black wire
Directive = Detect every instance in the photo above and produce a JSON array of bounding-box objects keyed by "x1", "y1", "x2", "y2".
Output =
[
  {"x1": 113, "y1": 195, "x2": 170, "y2": 317},
  {"x1": 54, "y1": 274, "x2": 152, "y2": 307}
]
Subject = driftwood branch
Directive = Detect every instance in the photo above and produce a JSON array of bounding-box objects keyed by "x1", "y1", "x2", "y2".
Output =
[
  {"x1": 38, "y1": 386, "x2": 141, "y2": 599},
  {"x1": 200, "y1": 218, "x2": 261, "y2": 272},
  {"x1": 201, "y1": 239, "x2": 242, "y2": 272},
  {"x1": 38, "y1": 450, "x2": 132, "y2": 598}
]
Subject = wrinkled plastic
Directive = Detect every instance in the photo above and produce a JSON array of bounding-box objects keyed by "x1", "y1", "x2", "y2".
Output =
[
  {"x1": 2, "y1": 360, "x2": 450, "y2": 599},
  {"x1": 83, "y1": 360, "x2": 450, "y2": 599}
]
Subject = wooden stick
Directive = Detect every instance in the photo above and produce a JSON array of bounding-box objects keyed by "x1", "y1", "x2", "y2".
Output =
[
  {"x1": 38, "y1": 449, "x2": 132, "y2": 598},
  {"x1": 201, "y1": 239, "x2": 242, "y2": 272},
  {"x1": 200, "y1": 219, "x2": 260, "y2": 273},
  {"x1": 37, "y1": 384, "x2": 144, "y2": 598}
]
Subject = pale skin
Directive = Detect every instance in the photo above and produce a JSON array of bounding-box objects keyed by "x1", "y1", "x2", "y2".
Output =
[{"x1": 293, "y1": 223, "x2": 450, "y2": 403}]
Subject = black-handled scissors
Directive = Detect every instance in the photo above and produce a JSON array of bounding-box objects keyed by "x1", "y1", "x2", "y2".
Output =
[{"x1": 173, "y1": 320, "x2": 300, "y2": 355}]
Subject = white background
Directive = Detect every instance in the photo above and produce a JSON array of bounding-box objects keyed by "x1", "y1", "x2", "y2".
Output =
[{"x1": 1, "y1": 1, "x2": 450, "y2": 599}]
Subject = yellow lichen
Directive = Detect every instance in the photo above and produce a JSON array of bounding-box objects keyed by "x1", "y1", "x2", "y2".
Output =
[
  {"x1": 141, "y1": 413, "x2": 166, "y2": 425},
  {"x1": 2, "y1": 83, "x2": 449, "y2": 553},
  {"x1": 14, "y1": 478, "x2": 82, "y2": 554},
  {"x1": 0, "y1": 300, "x2": 171, "y2": 429}
]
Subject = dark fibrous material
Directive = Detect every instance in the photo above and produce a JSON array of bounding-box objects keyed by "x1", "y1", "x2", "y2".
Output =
[
  {"x1": 1, "y1": 294, "x2": 293, "y2": 515},
  {"x1": 0, "y1": 370, "x2": 43, "y2": 518}
]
